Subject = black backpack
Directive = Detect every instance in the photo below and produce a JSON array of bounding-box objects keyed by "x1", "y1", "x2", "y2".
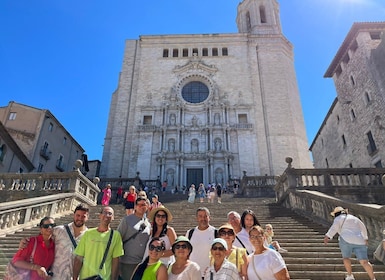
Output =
[{"x1": 188, "y1": 227, "x2": 218, "y2": 240}]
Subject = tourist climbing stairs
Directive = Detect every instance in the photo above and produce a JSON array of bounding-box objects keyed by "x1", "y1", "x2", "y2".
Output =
[{"x1": 0, "y1": 194, "x2": 384, "y2": 279}]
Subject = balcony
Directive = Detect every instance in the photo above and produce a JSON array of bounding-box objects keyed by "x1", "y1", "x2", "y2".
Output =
[
  {"x1": 56, "y1": 160, "x2": 66, "y2": 172},
  {"x1": 40, "y1": 147, "x2": 52, "y2": 160}
]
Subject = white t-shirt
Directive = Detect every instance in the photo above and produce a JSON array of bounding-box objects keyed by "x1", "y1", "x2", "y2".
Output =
[
  {"x1": 168, "y1": 261, "x2": 201, "y2": 280},
  {"x1": 186, "y1": 225, "x2": 217, "y2": 277},
  {"x1": 234, "y1": 228, "x2": 254, "y2": 255},
  {"x1": 247, "y1": 249, "x2": 286, "y2": 280}
]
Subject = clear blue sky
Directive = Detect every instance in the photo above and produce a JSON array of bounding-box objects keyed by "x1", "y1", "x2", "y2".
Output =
[{"x1": 1, "y1": 0, "x2": 384, "y2": 161}]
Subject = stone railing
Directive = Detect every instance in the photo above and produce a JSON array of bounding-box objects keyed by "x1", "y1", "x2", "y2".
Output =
[
  {"x1": 240, "y1": 173, "x2": 277, "y2": 197},
  {"x1": 274, "y1": 158, "x2": 385, "y2": 250},
  {"x1": 0, "y1": 163, "x2": 100, "y2": 237}
]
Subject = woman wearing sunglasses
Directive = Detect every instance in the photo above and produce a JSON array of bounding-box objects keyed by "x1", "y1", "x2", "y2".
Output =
[
  {"x1": 143, "y1": 206, "x2": 177, "y2": 266},
  {"x1": 247, "y1": 225, "x2": 290, "y2": 280},
  {"x1": 168, "y1": 236, "x2": 201, "y2": 280},
  {"x1": 217, "y1": 223, "x2": 248, "y2": 279},
  {"x1": 6, "y1": 216, "x2": 55, "y2": 279},
  {"x1": 204, "y1": 238, "x2": 241, "y2": 280},
  {"x1": 131, "y1": 238, "x2": 168, "y2": 280}
]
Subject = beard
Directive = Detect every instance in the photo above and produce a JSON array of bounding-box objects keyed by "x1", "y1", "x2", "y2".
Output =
[{"x1": 73, "y1": 220, "x2": 85, "y2": 227}]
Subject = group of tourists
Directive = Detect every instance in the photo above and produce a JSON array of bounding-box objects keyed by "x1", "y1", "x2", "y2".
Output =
[
  {"x1": 187, "y1": 182, "x2": 223, "y2": 204},
  {"x1": 5, "y1": 189, "x2": 383, "y2": 280}
]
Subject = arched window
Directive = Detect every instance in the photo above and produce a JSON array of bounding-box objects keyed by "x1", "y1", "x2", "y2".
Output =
[
  {"x1": 246, "y1": 11, "x2": 251, "y2": 32},
  {"x1": 259, "y1": 5, "x2": 267, "y2": 23}
]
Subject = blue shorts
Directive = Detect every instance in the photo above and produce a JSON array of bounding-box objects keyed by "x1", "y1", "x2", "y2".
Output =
[{"x1": 339, "y1": 237, "x2": 368, "y2": 260}]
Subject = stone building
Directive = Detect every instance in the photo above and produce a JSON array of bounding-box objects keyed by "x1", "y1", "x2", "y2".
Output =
[
  {"x1": 100, "y1": 0, "x2": 312, "y2": 188},
  {"x1": 310, "y1": 22, "x2": 385, "y2": 168},
  {"x1": 0, "y1": 101, "x2": 85, "y2": 173},
  {"x1": 0, "y1": 121, "x2": 34, "y2": 173}
]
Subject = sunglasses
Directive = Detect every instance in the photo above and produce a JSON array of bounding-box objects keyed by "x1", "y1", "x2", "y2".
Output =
[
  {"x1": 174, "y1": 244, "x2": 188, "y2": 250},
  {"x1": 155, "y1": 214, "x2": 167, "y2": 219},
  {"x1": 250, "y1": 234, "x2": 264, "y2": 240},
  {"x1": 41, "y1": 223, "x2": 56, "y2": 229},
  {"x1": 149, "y1": 244, "x2": 164, "y2": 252},
  {"x1": 219, "y1": 230, "x2": 234, "y2": 236},
  {"x1": 211, "y1": 246, "x2": 226, "y2": 251}
]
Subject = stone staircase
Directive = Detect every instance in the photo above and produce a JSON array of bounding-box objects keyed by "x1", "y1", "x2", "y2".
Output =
[{"x1": 0, "y1": 194, "x2": 384, "y2": 279}]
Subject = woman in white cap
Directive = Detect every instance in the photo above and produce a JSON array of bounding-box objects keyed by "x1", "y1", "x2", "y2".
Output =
[
  {"x1": 217, "y1": 223, "x2": 248, "y2": 278},
  {"x1": 324, "y1": 206, "x2": 376, "y2": 280},
  {"x1": 143, "y1": 206, "x2": 177, "y2": 266},
  {"x1": 204, "y1": 238, "x2": 241, "y2": 280},
  {"x1": 168, "y1": 236, "x2": 201, "y2": 280}
]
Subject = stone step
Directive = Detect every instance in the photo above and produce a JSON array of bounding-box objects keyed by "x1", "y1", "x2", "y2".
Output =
[{"x1": 1, "y1": 196, "x2": 384, "y2": 280}]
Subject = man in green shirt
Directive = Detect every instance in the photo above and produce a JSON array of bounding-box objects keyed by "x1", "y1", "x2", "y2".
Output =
[{"x1": 73, "y1": 206, "x2": 124, "y2": 280}]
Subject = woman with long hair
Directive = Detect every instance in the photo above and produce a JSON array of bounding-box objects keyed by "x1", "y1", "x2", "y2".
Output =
[
  {"x1": 131, "y1": 238, "x2": 168, "y2": 280},
  {"x1": 6, "y1": 217, "x2": 55, "y2": 280},
  {"x1": 168, "y1": 236, "x2": 201, "y2": 280},
  {"x1": 143, "y1": 206, "x2": 177, "y2": 265}
]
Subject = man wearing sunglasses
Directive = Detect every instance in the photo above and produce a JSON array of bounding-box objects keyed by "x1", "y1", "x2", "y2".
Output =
[
  {"x1": 73, "y1": 206, "x2": 124, "y2": 280},
  {"x1": 117, "y1": 197, "x2": 151, "y2": 280}
]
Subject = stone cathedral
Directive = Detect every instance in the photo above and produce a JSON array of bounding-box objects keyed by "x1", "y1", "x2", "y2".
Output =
[{"x1": 100, "y1": 0, "x2": 312, "y2": 188}]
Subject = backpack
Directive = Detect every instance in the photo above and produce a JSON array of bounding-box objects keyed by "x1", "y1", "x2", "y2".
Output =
[{"x1": 188, "y1": 227, "x2": 218, "y2": 240}]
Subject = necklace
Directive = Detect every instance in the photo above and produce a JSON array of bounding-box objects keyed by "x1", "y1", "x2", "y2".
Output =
[{"x1": 147, "y1": 261, "x2": 158, "y2": 266}]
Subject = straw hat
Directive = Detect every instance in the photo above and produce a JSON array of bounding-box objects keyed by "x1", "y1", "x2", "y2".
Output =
[
  {"x1": 218, "y1": 223, "x2": 235, "y2": 232},
  {"x1": 330, "y1": 206, "x2": 345, "y2": 217},
  {"x1": 148, "y1": 206, "x2": 173, "y2": 222}
]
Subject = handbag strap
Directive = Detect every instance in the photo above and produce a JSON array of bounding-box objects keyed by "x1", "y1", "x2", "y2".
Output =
[
  {"x1": 29, "y1": 237, "x2": 38, "y2": 263},
  {"x1": 64, "y1": 224, "x2": 77, "y2": 248},
  {"x1": 235, "y1": 236, "x2": 250, "y2": 255},
  {"x1": 251, "y1": 255, "x2": 262, "y2": 280},
  {"x1": 99, "y1": 229, "x2": 114, "y2": 270},
  {"x1": 340, "y1": 214, "x2": 348, "y2": 232},
  {"x1": 123, "y1": 222, "x2": 146, "y2": 244}
]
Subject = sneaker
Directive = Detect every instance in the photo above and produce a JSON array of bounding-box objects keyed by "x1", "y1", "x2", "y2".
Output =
[
  {"x1": 278, "y1": 248, "x2": 288, "y2": 253},
  {"x1": 345, "y1": 275, "x2": 355, "y2": 280}
]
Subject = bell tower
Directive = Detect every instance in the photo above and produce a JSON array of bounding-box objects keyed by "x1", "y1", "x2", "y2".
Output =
[{"x1": 236, "y1": 0, "x2": 281, "y2": 35}]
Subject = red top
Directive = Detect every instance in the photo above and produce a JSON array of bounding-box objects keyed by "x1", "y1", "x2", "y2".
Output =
[
  {"x1": 117, "y1": 186, "x2": 123, "y2": 195},
  {"x1": 126, "y1": 192, "x2": 137, "y2": 202},
  {"x1": 12, "y1": 234, "x2": 55, "y2": 280}
]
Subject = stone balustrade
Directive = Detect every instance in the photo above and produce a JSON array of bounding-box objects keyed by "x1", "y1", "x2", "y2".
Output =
[
  {"x1": 274, "y1": 160, "x2": 385, "y2": 249},
  {"x1": 0, "y1": 167, "x2": 100, "y2": 237}
]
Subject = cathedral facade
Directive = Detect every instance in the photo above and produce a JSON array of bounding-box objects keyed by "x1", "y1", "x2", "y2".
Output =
[{"x1": 100, "y1": 0, "x2": 312, "y2": 188}]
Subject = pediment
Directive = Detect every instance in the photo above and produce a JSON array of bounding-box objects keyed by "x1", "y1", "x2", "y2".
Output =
[{"x1": 173, "y1": 59, "x2": 218, "y2": 77}]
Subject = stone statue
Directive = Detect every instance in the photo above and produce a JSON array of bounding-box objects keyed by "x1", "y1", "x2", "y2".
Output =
[
  {"x1": 168, "y1": 139, "x2": 175, "y2": 152},
  {"x1": 214, "y1": 113, "x2": 220, "y2": 125},
  {"x1": 167, "y1": 170, "x2": 174, "y2": 187},
  {"x1": 169, "y1": 113, "x2": 176, "y2": 125},
  {"x1": 215, "y1": 170, "x2": 223, "y2": 185},
  {"x1": 214, "y1": 138, "x2": 222, "y2": 151},
  {"x1": 191, "y1": 139, "x2": 199, "y2": 153}
]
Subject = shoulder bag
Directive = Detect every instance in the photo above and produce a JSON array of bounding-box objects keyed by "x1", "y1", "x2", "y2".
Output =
[
  {"x1": 4, "y1": 237, "x2": 37, "y2": 280},
  {"x1": 64, "y1": 224, "x2": 77, "y2": 248},
  {"x1": 83, "y1": 229, "x2": 114, "y2": 280},
  {"x1": 251, "y1": 255, "x2": 263, "y2": 280}
]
